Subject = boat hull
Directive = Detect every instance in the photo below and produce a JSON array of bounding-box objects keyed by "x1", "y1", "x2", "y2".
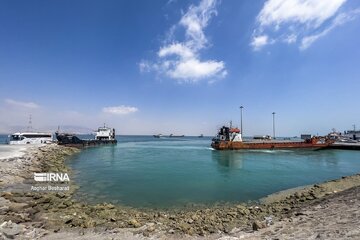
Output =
[
  {"x1": 56, "y1": 133, "x2": 117, "y2": 148},
  {"x1": 211, "y1": 141, "x2": 330, "y2": 150}
]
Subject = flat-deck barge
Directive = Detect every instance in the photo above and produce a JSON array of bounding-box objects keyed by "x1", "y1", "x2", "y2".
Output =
[
  {"x1": 211, "y1": 126, "x2": 333, "y2": 150},
  {"x1": 56, "y1": 125, "x2": 117, "y2": 148}
]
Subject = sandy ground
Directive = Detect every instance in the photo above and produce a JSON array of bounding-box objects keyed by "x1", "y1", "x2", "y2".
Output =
[
  {"x1": 1, "y1": 144, "x2": 360, "y2": 240},
  {"x1": 0, "y1": 145, "x2": 34, "y2": 160}
]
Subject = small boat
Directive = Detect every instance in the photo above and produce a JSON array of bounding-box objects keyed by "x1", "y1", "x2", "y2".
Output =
[
  {"x1": 169, "y1": 134, "x2": 185, "y2": 138},
  {"x1": 153, "y1": 134, "x2": 162, "y2": 138},
  {"x1": 198, "y1": 134, "x2": 204, "y2": 138},
  {"x1": 9, "y1": 132, "x2": 53, "y2": 144},
  {"x1": 211, "y1": 125, "x2": 333, "y2": 150}
]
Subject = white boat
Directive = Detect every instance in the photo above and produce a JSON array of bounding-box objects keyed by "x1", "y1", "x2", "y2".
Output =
[
  {"x1": 95, "y1": 125, "x2": 116, "y2": 140},
  {"x1": 9, "y1": 132, "x2": 53, "y2": 145}
]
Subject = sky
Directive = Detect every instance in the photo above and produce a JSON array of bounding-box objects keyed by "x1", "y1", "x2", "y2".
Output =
[{"x1": 0, "y1": 0, "x2": 360, "y2": 136}]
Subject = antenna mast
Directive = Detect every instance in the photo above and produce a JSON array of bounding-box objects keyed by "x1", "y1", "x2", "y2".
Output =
[{"x1": 27, "y1": 114, "x2": 33, "y2": 132}]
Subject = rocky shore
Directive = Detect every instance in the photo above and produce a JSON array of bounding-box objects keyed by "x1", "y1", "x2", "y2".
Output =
[{"x1": 1, "y1": 144, "x2": 360, "y2": 239}]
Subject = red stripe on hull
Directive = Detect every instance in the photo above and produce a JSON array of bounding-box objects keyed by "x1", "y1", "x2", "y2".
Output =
[{"x1": 211, "y1": 141, "x2": 330, "y2": 150}]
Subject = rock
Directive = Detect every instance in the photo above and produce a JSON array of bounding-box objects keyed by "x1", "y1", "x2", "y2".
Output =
[
  {"x1": 252, "y1": 220, "x2": 266, "y2": 231},
  {"x1": 0, "y1": 221, "x2": 23, "y2": 239},
  {"x1": 9, "y1": 203, "x2": 28, "y2": 213},
  {"x1": 208, "y1": 215, "x2": 216, "y2": 221},
  {"x1": 191, "y1": 214, "x2": 199, "y2": 221},
  {"x1": 236, "y1": 205, "x2": 250, "y2": 215},
  {"x1": 64, "y1": 218, "x2": 73, "y2": 224},
  {"x1": 147, "y1": 225, "x2": 155, "y2": 232},
  {"x1": 56, "y1": 193, "x2": 66, "y2": 199},
  {"x1": 0, "y1": 192, "x2": 13, "y2": 199},
  {"x1": 179, "y1": 222, "x2": 191, "y2": 232},
  {"x1": 223, "y1": 224, "x2": 233, "y2": 233},
  {"x1": 128, "y1": 219, "x2": 141, "y2": 228},
  {"x1": 227, "y1": 211, "x2": 237, "y2": 217},
  {"x1": 265, "y1": 216, "x2": 273, "y2": 226}
]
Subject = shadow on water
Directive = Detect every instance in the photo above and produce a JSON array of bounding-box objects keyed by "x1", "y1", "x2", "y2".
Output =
[
  {"x1": 211, "y1": 149, "x2": 341, "y2": 172},
  {"x1": 211, "y1": 151, "x2": 244, "y2": 170}
]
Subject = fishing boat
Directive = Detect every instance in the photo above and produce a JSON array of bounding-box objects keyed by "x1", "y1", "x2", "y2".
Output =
[{"x1": 211, "y1": 126, "x2": 333, "y2": 150}]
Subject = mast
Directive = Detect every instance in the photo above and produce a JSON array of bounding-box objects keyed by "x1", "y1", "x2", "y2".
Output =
[{"x1": 27, "y1": 114, "x2": 33, "y2": 132}]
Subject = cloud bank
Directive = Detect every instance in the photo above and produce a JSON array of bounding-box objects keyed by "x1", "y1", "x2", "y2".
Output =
[
  {"x1": 251, "y1": 0, "x2": 359, "y2": 50},
  {"x1": 5, "y1": 99, "x2": 40, "y2": 109},
  {"x1": 102, "y1": 105, "x2": 138, "y2": 115},
  {"x1": 140, "y1": 0, "x2": 227, "y2": 83}
]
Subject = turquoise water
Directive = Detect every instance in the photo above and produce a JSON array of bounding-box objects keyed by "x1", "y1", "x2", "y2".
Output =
[
  {"x1": 67, "y1": 136, "x2": 360, "y2": 209},
  {"x1": 0, "y1": 135, "x2": 9, "y2": 144}
]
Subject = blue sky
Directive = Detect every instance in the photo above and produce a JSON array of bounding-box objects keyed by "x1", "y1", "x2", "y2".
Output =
[{"x1": 0, "y1": 0, "x2": 360, "y2": 136}]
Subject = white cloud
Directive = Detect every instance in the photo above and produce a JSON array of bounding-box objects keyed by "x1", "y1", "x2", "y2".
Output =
[
  {"x1": 140, "y1": 0, "x2": 226, "y2": 83},
  {"x1": 284, "y1": 34, "x2": 297, "y2": 44},
  {"x1": 251, "y1": 0, "x2": 358, "y2": 50},
  {"x1": 250, "y1": 35, "x2": 269, "y2": 50},
  {"x1": 257, "y1": 0, "x2": 346, "y2": 28},
  {"x1": 300, "y1": 8, "x2": 360, "y2": 49},
  {"x1": 179, "y1": 0, "x2": 217, "y2": 50},
  {"x1": 5, "y1": 99, "x2": 40, "y2": 109},
  {"x1": 168, "y1": 58, "x2": 226, "y2": 80},
  {"x1": 139, "y1": 61, "x2": 151, "y2": 73},
  {"x1": 102, "y1": 105, "x2": 138, "y2": 115},
  {"x1": 158, "y1": 43, "x2": 195, "y2": 59}
]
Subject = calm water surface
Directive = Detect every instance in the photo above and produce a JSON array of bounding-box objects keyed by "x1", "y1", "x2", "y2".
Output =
[{"x1": 65, "y1": 136, "x2": 360, "y2": 208}]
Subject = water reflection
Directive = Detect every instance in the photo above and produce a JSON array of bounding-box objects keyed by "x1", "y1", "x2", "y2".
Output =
[{"x1": 212, "y1": 151, "x2": 244, "y2": 169}]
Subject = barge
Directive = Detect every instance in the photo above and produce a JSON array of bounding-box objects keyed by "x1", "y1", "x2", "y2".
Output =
[
  {"x1": 56, "y1": 125, "x2": 117, "y2": 148},
  {"x1": 211, "y1": 126, "x2": 333, "y2": 150}
]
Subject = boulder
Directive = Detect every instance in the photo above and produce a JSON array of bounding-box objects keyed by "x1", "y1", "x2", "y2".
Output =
[
  {"x1": 252, "y1": 220, "x2": 266, "y2": 231},
  {"x1": 0, "y1": 221, "x2": 23, "y2": 239},
  {"x1": 128, "y1": 219, "x2": 141, "y2": 228}
]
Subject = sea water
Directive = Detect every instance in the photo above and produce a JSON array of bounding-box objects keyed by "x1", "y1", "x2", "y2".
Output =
[{"x1": 66, "y1": 136, "x2": 360, "y2": 208}]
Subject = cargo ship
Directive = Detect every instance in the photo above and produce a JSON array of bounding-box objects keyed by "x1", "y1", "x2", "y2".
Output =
[{"x1": 211, "y1": 126, "x2": 333, "y2": 150}]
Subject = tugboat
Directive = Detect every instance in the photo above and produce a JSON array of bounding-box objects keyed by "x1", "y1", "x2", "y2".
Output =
[{"x1": 211, "y1": 125, "x2": 333, "y2": 150}]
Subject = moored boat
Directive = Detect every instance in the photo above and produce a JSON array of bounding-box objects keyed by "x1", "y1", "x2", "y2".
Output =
[
  {"x1": 56, "y1": 125, "x2": 117, "y2": 147},
  {"x1": 211, "y1": 126, "x2": 333, "y2": 150}
]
